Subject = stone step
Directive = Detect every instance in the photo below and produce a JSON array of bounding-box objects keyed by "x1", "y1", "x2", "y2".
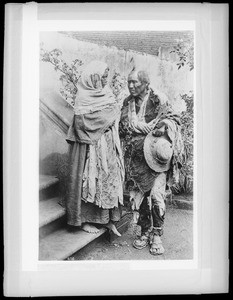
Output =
[
  {"x1": 68, "y1": 211, "x2": 133, "y2": 260},
  {"x1": 39, "y1": 226, "x2": 107, "y2": 261},
  {"x1": 39, "y1": 209, "x2": 132, "y2": 261},
  {"x1": 39, "y1": 197, "x2": 66, "y2": 238},
  {"x1": 39, "y1": 175, "x2": 60, "y2": 201},
  {"x1": 39, "y1": 197, "x2": 65, "y2": 227},
  {"x1": 39, "y1": 175, "x2": 59, "y2": 190}
]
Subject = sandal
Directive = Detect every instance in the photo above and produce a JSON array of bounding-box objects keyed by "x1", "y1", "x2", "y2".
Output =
[
  {"x1": 149, "y1": 235, "x2": 165, "y2": 255},
  {"x1": 133, "y1": 232, "x2": 150, "y2": 250}
]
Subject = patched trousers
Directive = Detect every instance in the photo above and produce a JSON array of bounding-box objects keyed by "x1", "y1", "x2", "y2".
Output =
[{"x1": 138, "y1": 172, "x2": 167, "y2": 236}]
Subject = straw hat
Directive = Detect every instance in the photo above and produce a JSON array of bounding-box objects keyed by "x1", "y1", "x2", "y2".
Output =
[{"x1": 143, "y1": 132, "x2": 173, "y2": 172}]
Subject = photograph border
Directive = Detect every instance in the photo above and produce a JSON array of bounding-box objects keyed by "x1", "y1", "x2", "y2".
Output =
[{"x1": 4, "y1": 2, "x2": 229, "y2": 296}]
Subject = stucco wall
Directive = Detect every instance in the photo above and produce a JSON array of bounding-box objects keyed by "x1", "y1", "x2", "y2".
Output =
[{"x1": 40, "y1": 31, "x2": 193, "y2": 110}]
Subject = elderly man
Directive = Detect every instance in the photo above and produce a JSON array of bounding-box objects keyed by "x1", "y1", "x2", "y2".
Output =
[{"x1": 119, "y1": 69, "x2": 183, "y2": 255}]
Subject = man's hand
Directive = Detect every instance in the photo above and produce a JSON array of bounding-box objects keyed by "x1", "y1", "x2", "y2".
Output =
[
  {"x1": 136, "y1": 122, "x2": 153, "y2": 134},
  {"x1": 152, "y1": 124, "x2": 167, "y2": 137}
]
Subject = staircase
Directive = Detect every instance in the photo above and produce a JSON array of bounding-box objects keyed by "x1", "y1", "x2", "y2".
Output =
[{"x1": 39, "y1": 175, "x2": 108, "y2": 261}]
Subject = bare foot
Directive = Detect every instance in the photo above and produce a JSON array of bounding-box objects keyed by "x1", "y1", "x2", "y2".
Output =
[
  {"x1": 105, "y1": 222, "x2": 121, "y2": 237},
  {"x1": 150, "y1": 235, "x2": 165, "y2": 255},
  {"x1": 82, "y1": 223, "x2": 99, "y2": 234}
]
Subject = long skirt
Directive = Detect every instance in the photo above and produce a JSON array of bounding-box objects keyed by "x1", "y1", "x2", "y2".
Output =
[{"x1": 66, "y1": 131, "x2": 123, "y2": 227}]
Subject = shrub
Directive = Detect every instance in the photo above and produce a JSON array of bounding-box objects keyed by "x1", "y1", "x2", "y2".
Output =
[{"x1": 172, "y1": 92, "x2": 194, "y2": 195}]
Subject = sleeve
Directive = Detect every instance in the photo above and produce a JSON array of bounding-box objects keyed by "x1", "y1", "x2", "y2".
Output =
[{"x1": 119, "y1": 97, "x2": 132, "y2": 138}]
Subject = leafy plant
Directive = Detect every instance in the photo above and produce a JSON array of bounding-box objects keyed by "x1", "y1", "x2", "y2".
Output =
[
  {"x1": 172, "y1": 92, "x2": 194, "y2": 195},
  {"x1": 170, "y1": 39, "x2": 194, "y2": 71},
  {"x1": 169, "y1": 37, "x2": 194, "y2": 195},
  {"x1": 110, "y1": 72, "x2": 126, "y2": 96},
  {"x1": 40, "y1": 45, "x2": 83, "y2": 106}
]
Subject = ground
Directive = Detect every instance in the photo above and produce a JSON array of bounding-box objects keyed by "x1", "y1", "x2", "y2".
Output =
[{"x1": 70, "y1": 203, "x2": 193, "y2": 261}]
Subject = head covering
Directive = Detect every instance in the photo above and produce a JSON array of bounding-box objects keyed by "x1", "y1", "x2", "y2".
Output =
[
  {"x1": 74, "y1": 60, "x2": 116, "y2": 115},
  {"x1": 81, "y1": 60, "x2": 108, "y2": 90},
  {"x1": 143, "y1": 132, "x2": 173, "y2": 172}
]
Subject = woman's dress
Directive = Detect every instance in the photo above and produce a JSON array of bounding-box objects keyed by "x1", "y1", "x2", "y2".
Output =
[{"x1": 65, "y1": 61, "x2": 124, "y2": 227}]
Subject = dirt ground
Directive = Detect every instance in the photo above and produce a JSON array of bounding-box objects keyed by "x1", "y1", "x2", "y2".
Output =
[{"x1": 71, "y1": 204, "x2": 193, "y2": 261}]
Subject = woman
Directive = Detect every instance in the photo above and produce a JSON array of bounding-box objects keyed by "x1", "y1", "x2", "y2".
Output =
[{"x1": 66, "y1": 60, "x2": 124, "y2": 236}]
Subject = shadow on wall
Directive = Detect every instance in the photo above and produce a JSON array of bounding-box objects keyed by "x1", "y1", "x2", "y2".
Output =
[{"x1": 40, "y1": 151, "x2": 70, "y2": 202}]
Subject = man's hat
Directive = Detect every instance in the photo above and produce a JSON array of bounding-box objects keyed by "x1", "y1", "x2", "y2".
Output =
[{"x1": 143, "y1": 132, "x2": 173, "y2": 172}]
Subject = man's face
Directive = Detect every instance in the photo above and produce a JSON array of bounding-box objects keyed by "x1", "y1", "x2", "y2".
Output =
[{"x1": 128, "y1": 71, "x2": 147, "y2": 97}]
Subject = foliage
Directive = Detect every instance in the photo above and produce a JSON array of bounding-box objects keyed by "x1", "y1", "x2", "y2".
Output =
[
  {"x1": 110, "y1": 72, "x2": 127, "y2": 97},
  {"x1": 171, "y1": 92, "x2": 194, "y2": 195},
  {"x1": 40, "y1": 46, "x2": 83, "y2": 107},
  {"x1": 108, "y1": 71, "x2": 129, "y2": 108},
  {"x1": 169, "y1": 37, "x2": 194, "y2": 194},
  {"x1": 110, "y1": 72, "x2": 129, "y2": 107},
  {"x1": 170, "y1": 39, "x2": 194, "y2": 71}
]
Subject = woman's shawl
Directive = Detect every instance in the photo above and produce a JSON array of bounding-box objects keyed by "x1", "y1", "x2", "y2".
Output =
[
  {"x1": 66, "y1": 104, "x2": 120, "y2": 144},
  {"x1": 74, "y1": 60, "x2": 116, "y2": 115},
  {"x1": 66, "y1": 60, "x2": 120, "y2": 145}
]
